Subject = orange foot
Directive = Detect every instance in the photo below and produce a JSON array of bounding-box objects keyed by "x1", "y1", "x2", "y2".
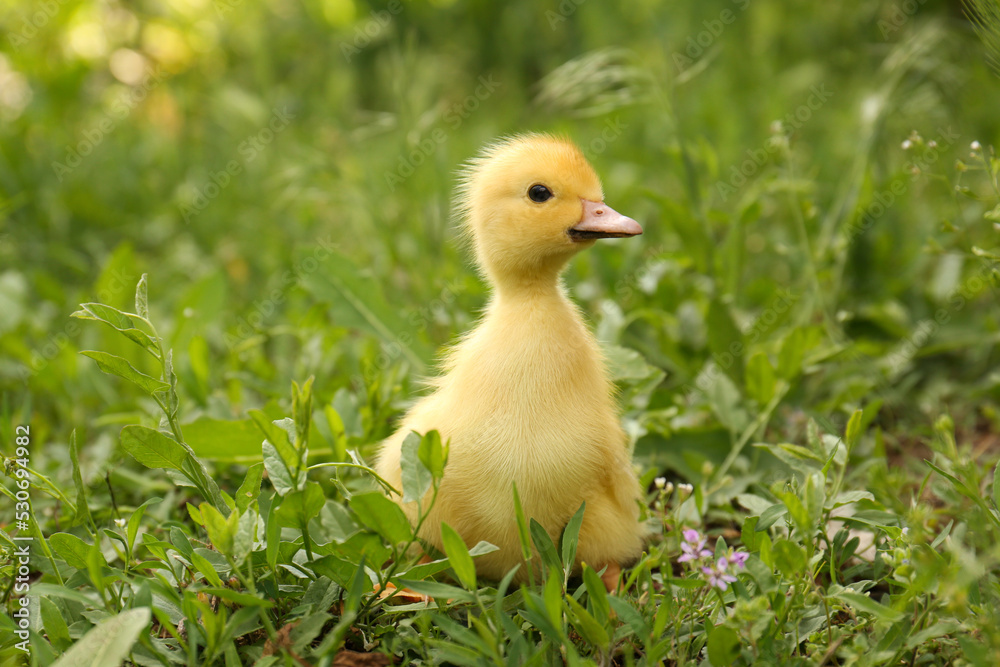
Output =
[{"x1": 600, "y1": 561, "x2": 622, "y2": 593}]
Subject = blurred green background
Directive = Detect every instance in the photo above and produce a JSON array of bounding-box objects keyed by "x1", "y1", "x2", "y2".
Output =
[{"x1": 2, "y1": 0, "x2": 998, "y2": 485}]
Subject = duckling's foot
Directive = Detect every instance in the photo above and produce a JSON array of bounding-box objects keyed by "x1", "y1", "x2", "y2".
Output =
[{"x1": 600, "y1": 562, "x2": 622, "y2": 593}]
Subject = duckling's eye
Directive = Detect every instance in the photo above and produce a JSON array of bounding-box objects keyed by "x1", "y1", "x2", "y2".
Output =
[{"x1": 528, "y1": 184, "x2": 553, "y2": 203}]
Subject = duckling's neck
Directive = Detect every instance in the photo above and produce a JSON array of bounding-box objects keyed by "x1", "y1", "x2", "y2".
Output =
[{"x1": 490, "y1": 266, "x2": 566, "y2": 304}]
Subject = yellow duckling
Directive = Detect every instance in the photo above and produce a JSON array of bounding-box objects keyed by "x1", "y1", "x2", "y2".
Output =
[{"x1": 375, "y1": 133, "x2": 646, "y2": 588}]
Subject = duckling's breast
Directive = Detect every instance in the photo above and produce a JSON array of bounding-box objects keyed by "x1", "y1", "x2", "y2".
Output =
[{"x1": 424, "y1": 290, "x2": 625, "y2": 535}]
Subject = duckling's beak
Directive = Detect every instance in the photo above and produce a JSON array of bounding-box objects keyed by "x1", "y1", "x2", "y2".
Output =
[{"x1": 569, "y1": 200, "x2": 643, "y2": 241}]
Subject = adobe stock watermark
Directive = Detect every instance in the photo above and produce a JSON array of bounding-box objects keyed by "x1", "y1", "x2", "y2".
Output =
[
  {"x1": 581, "y1": 117, "x2": 628, "y2": 161},
  {"x1": 546, "y1": 0, "x2": 586, "y2": 29},
  {"x1": 180, "y1": 106, "x2": 295, "y2": 224},
  {"x1": 882, "y1": 259, "x2": 996, "y2": 380},
  {"x1": 352, "y1": 277, "x2": 465, "y2": 387},
  {"x1": 844, "y1": 126, "x2": 959, "y2": 241},
  {"x1": 51, "y1": 67, "x2": 168, "y2": 181},
  {"x1": 341, "y1": 0, "x2": 403, "y2": 61},
  {"x1": 877, "y1": 0, "x2": 930, "y2": 39},
  {"x1": 7, "y1": 0, "x2": 72, "y2": 50},
  {"x1": 612, "y1": 245, "x2": 667, "y2": 303},
  {"x1": 383, "y1": 74, "x2": 501, "y2": 192},
  {"x1": 683, "y1": 288, "x2": 800, "y2": 397},
  {"x1": 225, "y1": 235, "x2": 337, "y2": 351},
  {"x1": 716, "y1": 84, "x2": 833, "y2": 202},
  {"x1": 19, "y1": 267, "x2": 135, "y2": 383},
  {"x1": 672, "y1": 0, "x2": 752, "y2": 73}
]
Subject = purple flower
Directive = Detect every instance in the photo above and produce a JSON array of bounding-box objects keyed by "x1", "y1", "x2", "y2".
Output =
[
  {"x1": 703, "y1": 562, "x2": 738, "y2": 590},
  {"x1": 678, "y1": 528, "x2": 712, "y2": 563},
  {"x1": 699, "y1": 551, "x2": 748, "y2": 591}
]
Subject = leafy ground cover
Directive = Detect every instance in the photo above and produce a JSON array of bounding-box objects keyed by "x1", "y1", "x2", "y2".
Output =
[{"x1": 2, "y1": 0, "x2": 1000, "y2": 665}]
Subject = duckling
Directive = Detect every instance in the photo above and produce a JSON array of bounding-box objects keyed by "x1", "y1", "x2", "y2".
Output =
[{"x1": 375, "y1": 133, "x2": 646, "y2": 589}]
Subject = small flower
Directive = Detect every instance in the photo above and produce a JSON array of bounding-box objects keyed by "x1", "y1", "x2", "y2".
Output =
[
  {"x1": 901, "y1": 139, "x2": 912, "y2": 150},
  {"x1": 730, "y1": 551, "x2": 749, "y2": 568},
  {"x1": 702, "y1": 559, "x2": 738, "y2": 591},
  {"x1": 654, "y1": 476, "x2": 666, "y2": 489},
  {"x1": 115, "y1": 518, "x2": 127, "y2": 528},
  {"x1": 927, "y1": 140, "x2": 937, "y2": 148},
  {"x1": 677, "y1": 483, "x2": 694, "y2": 497},
  {"x1": 678, "y1": 528, "x2": 712, "y2": 563},
  {"x1": 971, "y1": 140, "x2": 982, "y2": 151}
]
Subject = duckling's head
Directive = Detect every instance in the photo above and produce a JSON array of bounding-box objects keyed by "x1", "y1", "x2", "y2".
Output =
[{"x1": 456, "y1": 134, "x2": 641, "y2": 287}]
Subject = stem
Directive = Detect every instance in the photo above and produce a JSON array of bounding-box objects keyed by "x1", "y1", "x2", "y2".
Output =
[{"x1": 307, "y1": 462, "x2": 400, "y2": 496}]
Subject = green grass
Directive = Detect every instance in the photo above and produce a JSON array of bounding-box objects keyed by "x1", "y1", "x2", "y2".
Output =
[{"x1": 2, "y1": 0, "x2": 1000, "y2": 665}]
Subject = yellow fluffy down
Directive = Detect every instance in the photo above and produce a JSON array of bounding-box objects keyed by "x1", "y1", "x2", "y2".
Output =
[{"x1": 374, "y1": 134, "x2": 647, "y2": 582}]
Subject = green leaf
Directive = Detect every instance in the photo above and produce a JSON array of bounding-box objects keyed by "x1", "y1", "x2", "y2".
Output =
[
  {"x1": 275, "y1": 481, "x2": 325, "y2": 528},
  {"x1": 72, "y1": 302, "x2": 159, "y2": 357},
  {"x1": 311, "y1": 555, "x2": 371, "y2": 591},
  {"x1": 741, "y1": 515, "x2": 760, "y2": 551},
  {"x1": 441, "y1": 522, "x2": 476, "y2": 590},
  {"x1": 707, "y1": 298, "x2": 745, "y2": 386},
  {"x1": 233, "y1": 508, "x2": 256, "y2": 563},
  {"x1": 608, "y1": 595, "x2": 650, "y2": 638},
  {"x1": 529, "y1": 519, "x2": 562, "y2": 575},
  {"x1": 291, "y1": 376, "x2": 314, "y2": 450},
  {"x1": 803, "y1": 472, "x2": 826, "y2": 535},
  {"x1": 250, "y1": 411, "x2": 298, "y2": 466},
  {"x1": 565, "y1": 594, "x2": 610, "y2": 649},
  {"x1": 560, "y1": 502, "x2": 586, "y2": 579},
  {"x1": 265, "y1": 493, "x2": 281, "y2": 573},
  {"x1": 81, "y1": 350, "x2": 168, "y2": 395},
  {"x1": 756, "y1": 503, "x2": 788, "y2": 532},
  {"x1": 324, "y1": 405, "x2": 348, "y2": 461},
  {"x1": 777, "y1": 327, "x2": 806, "y2": 379},
  {"x1": 833, "y1": 589, "x2": 904, "y2": 623},
  {"x1": 745, "y1": 351, "x2": 775, "y2": 404},
  {"x1": 512, "y1": 482, "x2": 532, "y2": 563},
  {"x1": 49, "y1": 533, "x2": 107, "y2": 570},
  {"x1": 779, "y1": 490, "x2": 811, "y2": 538},
  {"x1": 829, "y1": 490, "x2": 875, "y2": 508},
  {"x1": 263, "y1": 441, "x2": 295, "y2": 496},
  {"x1": 707, "y1": 625, "x2": 741, "y2": 665},
  {"x1": 542, "y1": 569, "x2": 564, "y2": 630},
  {"x1": 771, "y1": 539, "x2": 806, "y2": 575},
  {"x1": 235, "y1": 463, "x2": 264, "y2": 513},
  {"x1": 755, "y1": 441, "x2": 824, "y2": 476},
  {"x1": 191, "y1": 550, "x2": 225, "y2": 587},
  {"x1": 418, "y1": 430, "x2": 447, "y2": 479},
  {"x1": 400, "y1": 431, "x2": 432, "y2": 504},
  {"x1": 135, "y1": 273, "x2": 149, "y2": 319},
  {"x1": 582, "y1": 564, "x2": 610, "y2": 625},
  {"x1": 50, "y1": 607, "x2": 151, "y2": 667},
  {"x1": 184, "y1": 417, "x2": 265, "y2": 463},
  {"x1": 201, "y1": 503, "x2": 237, "y2": 556},
  {"x1": 120, "y1": 425, "x2": 188, "y2": 471},
  {"x1": 40, "y1": 597, "x2": 71, "y2": 650},
  {"x1": 845, "y1": 408, "x2": 863, "y2": 450},
  {"x1": 349, "y1": 492, "x2": 412, "y2": 545}
]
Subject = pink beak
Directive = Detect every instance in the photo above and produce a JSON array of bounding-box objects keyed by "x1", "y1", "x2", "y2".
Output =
[{"x1": 569, "y1": 199, "x2": 643, "y2": 240}]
